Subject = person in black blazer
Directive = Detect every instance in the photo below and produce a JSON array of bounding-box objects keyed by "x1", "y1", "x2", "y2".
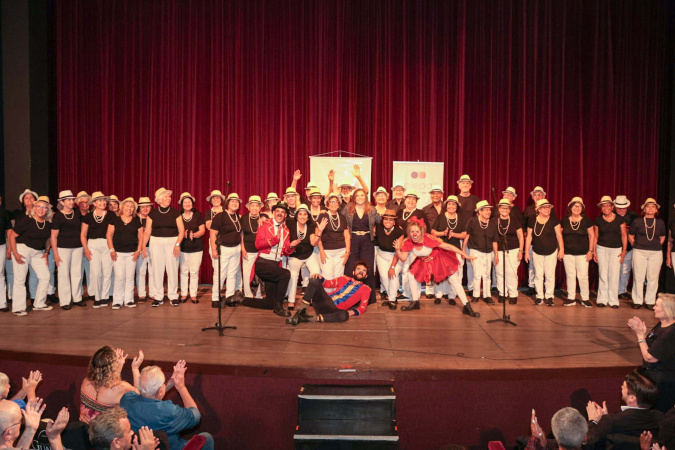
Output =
[{"x1": 585, "y1": 369, "x2": 663, "y2": 450}]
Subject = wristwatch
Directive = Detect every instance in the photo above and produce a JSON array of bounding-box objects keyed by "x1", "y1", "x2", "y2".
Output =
[{"x1": 175, "y1": 243, "x2": 180, "y2": 247}]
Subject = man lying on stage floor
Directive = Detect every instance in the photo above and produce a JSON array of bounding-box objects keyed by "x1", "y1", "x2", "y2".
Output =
[{"x1": 286, "y1": 260, "x2": 371, "y2": 325}]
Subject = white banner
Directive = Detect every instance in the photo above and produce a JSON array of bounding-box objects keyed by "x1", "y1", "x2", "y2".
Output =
[
  {"x1": 309, "y1": 156, "x2": 373, "y2": 195},
  {"x1": 392, "y1": 161, "x2": 445, "y2": 208}
]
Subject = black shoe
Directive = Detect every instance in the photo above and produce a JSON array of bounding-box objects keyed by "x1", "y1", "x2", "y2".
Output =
[
  {"x1": 609, "y1": 305, "x2": 619, "y2": 309},
  {"x1": 104, "y1": 298, "x2": 112, "y2": 305},
  {"x1": 545, "y1": 298, "x2": 554, "y2": 307},
  {"x1": 491, "y1": 286, "x2": 499, "y2": 293},
  {"x1": 447, "y1": 298, "x2": 456, "y2": 306},
  {"x1": 581, "y1": 300, "x2": 593, "y2": 308},
  {"x1": 73, "y1": 301, "x2": 86, "y2": 307},
  {"x1": 527, "y1": 287, "x2": 537, "y2": 296},
  {"x1": 273, "y1": 305, "x2": 291, "y2": 317},
  {"x1": 93, "y1": 300, "x2": 102, "y2": 309},
  {"x1": 434, "y1": 298, "x2": 441, "y2": 304},
  {"x1": 170, "y1": 300, "x2": 180, "y2": 307},
  {"x1": 190, "y1": 298, "x2": 199, "y2": 304},
  {"x1": 563, "y1": 299, "x2": 576, "y2": 307},
  {"x1": 47, "y1": 294, "x2": 58, "y2": 304},
  {"x1": 631, "y1": 303, "x2": 642, "y2": 309},
  {"x1": 644, "y1": 304, "x2": 655, "y2": 311},
  {"x1": 471, "y1": 296, "x2": 480, "y2": 303},
  {"x1": 0, "y1": 307, "x2": 8, "y2": 313},
  {"x1": 388, "y1": 301, "x2": 398, "y2": 310},
  {"x1": 382, "y1": 300, "x2": 391, "y2": 307},
  {"x1": 597, "y1": 302, "x2": 607, "y2": 308},
  {"x1": 179, "y1": 297, "x2": 188, "y2": 304},
  {"x1": 380, "y1": 291, "x2": 388, "y2": 300},
  {"x1": 151, "y1": 300, "x2": 164, "y2": 307},
  {"x1": 401, "y1": 301, "x2": 421, "y2": 311},
  {"x1": 484, "y1": 296, "x2": 495, "y2": 305},
  {"x1": 126, "y1": 302, "x2": 136, "y2": 308},
  {"x1": 227, "y1": 291, "x2": 245, "y2": 305},
  {"x1": 462, "y1": 303, "x2": 480, "y2": 318},
  {"x1": 509, "y1": 297, "x2": 517, "y2": 305},
  {"x1": 61, "y1": 305, "x2": 72, "y2": 311},
  {"x1": 212, "y1": 301, "x2": 220, "y2": 308},
  {"x1": 425, "y1": 293, "x2": 434, "y2": 299},
  {"x1": 534, "y1": 298, "x2": 543, "y2": 306},
  {"x1": 498, "y1": 296, "x2": 505, "y2": 303},
  {"x1": 619, "y1": 293, "x2": 632, "y2": 300},
  {"x1": 288, "y1": 306, "x2": 295, "y2": 311},
  {"x1": 396, "y1": 293, "x2": 408, "y2": 300},
  {"x1": 137, "y1": 297, "x2": 147, "y2": 303},
  {"x1": 286, "y1": 310, "x2": 302, "y2": 326}
]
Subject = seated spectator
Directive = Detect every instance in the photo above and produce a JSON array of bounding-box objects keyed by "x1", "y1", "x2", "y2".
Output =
[
  {"x1": 0, "y1": 398, "x2": 68, "y2": 450},
  {"x1": 528, "y1": 407, "x2": 588, "y2": 450},
  {"x1": 0, "y1": 370, "x2": 41, "y2": 408},
  {"x1": 80, "y1": 346, "x2": 144, "y2": 424},
  {"x1": 89, "y1": 406, "x2": 157, "y2": 450},
  {"x1": 585, "y1": 368, "x2": 663, "y2": 450},
  {"x1": 120, "y1": 361, "x2": 213, "y2": 450}
]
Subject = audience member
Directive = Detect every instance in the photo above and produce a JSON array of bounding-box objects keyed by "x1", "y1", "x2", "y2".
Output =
[
  {"x1": 89, "y1": 406, "x2": 158, "y2": 450},
  {"x1": 0, "y1": 370, "x2": 41, "y2": 408},
  {"x1": 527, "y1": 407, "x2": 588, "y2": 450},
  {"x1": 0, "y1": 397, "x2": 68, "y2": 450}
]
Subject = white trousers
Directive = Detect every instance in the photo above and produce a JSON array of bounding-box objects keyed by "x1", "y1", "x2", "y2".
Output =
[
  {"x1": 408, "y1": 269, "x2": 468, "y2": 305},
  {"x1": 618, "y1": 249, "x2": 633, "y2": 295},
  {"x1": 596, "y1": 245, "x2": 621, "y2": 306},
  {"x1": 533, "y1": 250, "x2": 557, "y2": 299},
  {"x1": 136, "y1": 253, "x2": 151, "y2": 298},
  {"x1": 180, "y1": 251, "x2": 203, "y2": 298},
  {"x1": 320, "y1": 248, "x2": 346, "y2": 280},
  {"x1": 527, "y1": 246, "x2": 536, "y2": 288},
  {"x1": 12, "y1": 244, "x2": 50, "y2": 312},
  {"x1": 242, "y1": 252, "x2": 261, "y2": 298},
  {"x1": 211, "y1": 245, "x2": 241, "y2": 301},
  {"x1": 376, "y1": 249, "x2": 403, "y2": 302},
  {"x1": 0, "y1": 244, "x2": 6, "y2": 308},
  {"x1": 88, "y1": 238, "x2": 113, "y2": 301},
  {"x1": 29, "y1": 250, "x2": 55, "y2": 296},
  {"x1": 287, "y1": 253, "x2": 321, "y2": 304},
  {"x1": 435, "y1": 258, "x2": 464, "y2": 299},
  {"x1": 562, "y1": 254, "x2": 589, "y2": 301},
  {"x1": 113, "y1": 252, "x2": 137, "y2": 305},
  {"x1": 495, "y1": 248, "x2": 520, "y2": 297},
  {"x1": 57, "y1": 247, "x2": 84, "y2": 305},
  {"x1": 149, "y1": 236, "x2": 179, "y2": 301},
  {"x1": 470, "y1": 249, "x2": 493, "y2": 298},
  {"x1": 632, "y1": 249, "x2": 662, "y2": 306}
]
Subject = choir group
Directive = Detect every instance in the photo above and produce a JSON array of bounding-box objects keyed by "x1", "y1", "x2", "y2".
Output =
[{"x1": 0, "y1": 167, "x2": 673, "y2": 319}]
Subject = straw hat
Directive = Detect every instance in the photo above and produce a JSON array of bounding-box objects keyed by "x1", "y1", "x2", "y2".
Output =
[
  {"x1": 89, "y1": 191, "x2": 109, "y2": 204},
  {"x1": 444, "y1": 195, "x2": 461, "y2": 207},
  {"x1": 324, "y1": 192, "x2": 341, "y2": 207},
  {"x1": 284, "y1": 187, "x2": 299, "y2": 197},
  {"x1": 641, "y1": 198, "x2": 660, "y2": 210},
  {"x1": 307, "y1": 188, "x2": 323, "y2": 198},
  {"x1": 457, "y1": 174, "x2": 473, "y2": 184},
  {"x1": 19, "y1": 189, "x2": 38, "y2": 203},
  {"x1": 429, "y1": 185, "x2": 444, "y2": 194},
  {"x1": 138, "y1": 197, "x2": 152, "y2": 207},
  {"x1": 178, "y1": 192, "x2": 195, "y2": 205},
  {"x1": 475, "y1": 200, "x2": 492, "y2": 211},
  {"x1": 496, "y1": 198, "x2": 512, "y2": 208},
  {"x1": 265, "y1": 192, "x2": 280, "y2": 203},
  {"x1": 614, "y1": 195, "x2": 631, "y2": 208},
  {"x1": 35, "y1": 195, "x2": 52, "y2": 208},
  {"x1": 75, "y1": 191, "x2": 91, "y2": 203},
  {"x1": 108, "y1": 195, "x2": 120, "y2": 204},
  {"x1": 597, "y1": 195, "x2": 614, "y2": 207},
  {"x1": 404, "y1": 189, "x2": 420, "y2": 199},
  {"x1": 567, "y1": 197, "x2": 585, "y2": 209},
  {"x1": 391, "y1": 181, "x2": 405, "y2": 190},
  {"x1": 120, "y1": 197, "x2": 138, "y2": 212},
  {"x1": 535, "y1": 199, "x2": 553, "y2": 210},
  {"x1": 225, "y1": 193, "x2": 241, "y2": 206},
  {"x1": 246, "y1": 195, "x2": 264, "y2": 208},
  {"x1": 154, "y1": 188, "x2": 172, "y2": 203},
  {"x1": 530, "y1": 186, "x2": 546, "y2": 196},
  {"x1": 57, "y1": 190, "x2": 76, "y2": 201},
  {"x1": 502, "y1": 187, "x2": 517, "y2": 197},
  {"x1": 295, "y1": 204, "x2": 310, "y2": 215},
  {"x1": 373, "y1": 186, "x2": 389, "y2": 198},
  {"x1": 382, "y1": 209, "x2": 397, "y2": 219},
  {"x1": 206, "y1": 190, "x2": 225, "y2": 203},
  {"x1": 305, "y1": 181, "x2": 318, "y2": 190}
]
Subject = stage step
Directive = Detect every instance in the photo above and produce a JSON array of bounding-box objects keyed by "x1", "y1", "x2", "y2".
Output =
[{"x1": 294, "y1": 385, "x2": 398, "y2": 449}]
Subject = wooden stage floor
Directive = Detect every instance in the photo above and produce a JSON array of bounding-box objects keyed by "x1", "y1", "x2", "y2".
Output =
[{"x1": 0, "y1": 288, "x2": 648, "y2": 379}]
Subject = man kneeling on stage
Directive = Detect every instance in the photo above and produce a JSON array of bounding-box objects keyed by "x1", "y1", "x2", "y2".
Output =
[{"x1": 287, "y1": 260, "x2": 371, "y2": 325}]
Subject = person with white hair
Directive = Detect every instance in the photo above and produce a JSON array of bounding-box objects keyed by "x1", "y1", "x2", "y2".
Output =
[
  {"x1": 0, "y1": 398, "x2": 68, "y2": 450},
  {"x1": 107, "y1": 198, "x2": 144, "y2": 309},
  {"x1": 120, "y1": 361, "x2": 214, "y2": 450},
  {"x1": 629, "y1": 198, "x2": 666, "y2": 310},
  {"x1": 528, "y1": 407, "x2": 588, "y2": 450},
  {"x1": 141, "y1": 188, "x2": 185, "y2": 307},
  {"x1": 594, "y1": 196, "x2": 628, "y2": 308},
  {"x1": 81, "y1": 192, "x2": 115, "y2": 308}
]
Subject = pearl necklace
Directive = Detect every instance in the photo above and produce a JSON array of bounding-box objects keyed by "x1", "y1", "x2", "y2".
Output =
[
  {"x1": 383, "y1": 226, "x2": 395, "y2": 236},
  {"x1": 35, "y1": 218, "x2": 45, "y2": 230},
  {"x1": 329, "y1": 213, "x2": 341, "y2": 231},
  {"x1": 498, "y1": 216, "x2": 511, "y2": 236},
  {"x1": 121, "y1": 215, "x2": 133, "y2": 225},
  {"x1": 445, "y1": 214, "x2": 458, "y2": 231},
  {"x1": 63, "y1": 210, "x2": 75, "y2": 220},
  {"x1": 182, "y1": 211, "x2": 193, "y2": 223},
  {"x1": 644, "y1": 217, "x2": 656, "y2": 241},
  {"x1": 227, "y1": 212, "x2": 242, "y2": 233},
  {"x1": 402, "y1": 209, "x2": 414, "y2": 221},
  {"x1": 158, "y1": 206, "x2": 171, "y2": 214},
  {"x1": 478, "y1": 218, "x2": 489, "y2": 230},
  {"x1": 93, "y1": 210, "x2": 106, "y2": 224},
  {"x1": 297, "y1": 223, "x2": 307, "y2": 241},
  {"x1": 248, "y1": 214, "x2": 259, "y2": 232},
  {"x1": 310, "y1": 207, "x2": 322, "y2": 222},
  {"x1": 569, "y1": 216, "x2": 582, "y2": 231},
  {"x1": 533, "y1": 217, "x2": 549, "y2": 237},
  {"x1": 210, "y1": 207, "x2": 222, "y2": 220}
]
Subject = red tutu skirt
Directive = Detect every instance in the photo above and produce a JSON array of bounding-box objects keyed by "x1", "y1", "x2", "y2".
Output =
[{"x1": 408, "y1": 248, "x2": 460, "y2": 284}]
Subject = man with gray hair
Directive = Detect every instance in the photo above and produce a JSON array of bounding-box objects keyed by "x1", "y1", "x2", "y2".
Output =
[
  {"x1": 120, "y1": 360, "x2": 214, "y2": 450},
  {"x1": 527, "y1": 407, "x2": 588, "y2": 450},
  {"x1": 89, "y1": 406, "x2": 156, "y2": 450}
]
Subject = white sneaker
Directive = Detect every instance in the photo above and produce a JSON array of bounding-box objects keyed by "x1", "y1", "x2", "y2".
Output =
[
  {"x1": 33, "y1": 305, "x2": 53, "y2": 311},
  {"x1": 13, "y1": 310, "x2": 27, "y2": 316}
]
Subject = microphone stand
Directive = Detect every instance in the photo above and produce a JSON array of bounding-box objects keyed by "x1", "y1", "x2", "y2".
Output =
[
  {"x1": 203, "y1": 181, "x2": 237, "y2": 336},
  {"x1": 487, "y1": 188, "x2": 517, "y2": 327}
]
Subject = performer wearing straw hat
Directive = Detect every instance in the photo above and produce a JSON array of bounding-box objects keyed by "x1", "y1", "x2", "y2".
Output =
[
  {"x1": 375, "y1": 209, "x2": 405, "y2": 309},
  {"x1": 523, "y1": 187, "x2": 558, "y2": 295},
  {"x1": 560, "y1": 197, "x2": 595, "y2": 308},
  {"x1": 465, "y1": 200, "x2": 498, "y2": 304},
  {"x1": 141, "y1": 188, "x2": 184, "y2": 307},
  {"x1": 284, "y1": 187, "x2": 301, "y2": 221},
  {"x1": 456, "y1": 175, "x2": 480, "y2": 292},
  {"x1": 241, "y1": 195, "x2": 265, "y2": 299},
  {"x1": 614, "y1": 195, "x2": 638, "y2": 300},
  {"x1": 8, "y1": 196, "x2": 54, "y2": 315},
  {"x1": 51, "y1": 190, "x2": 86, "y2": 309},
  {"x1": 431, "y1": 195, "x2": 468, "y2": 304},
  {"x1": 81, "y1": 192, "x2": 114, "y2": 308},
  {"x1": 386, "y1": 182, "x2": 406, "y2": 212},
  {"x1": 210, "y1": 193, "x2": 243, "y2": 306},
  {"x1": 421, "y1": 185, "x2": 445, "y2": 299},
  {"x1": 629, "y1": 198, "x2": 666, "y2": 310},
  {"x1": 317, "y1": 193, "x2": 350, "y2": 280},
  {"x1": 107, "y1": 198, "x2": 144, "y2": 309},
  {"x1": 262, "y1": 192, "x2": 280, "y2": 217},
  {"x1": 594, "y1": 196, "x2": 627, "y2": 308},
  {"x1": 491, "y1": 198, "x2": 524, "y2": 305},
  {"x1": 524, "y1": 199, "x2": 564, "y2": 306},
  {"x1": 75, "y1": 191, "x2": 93, "y2": 299},
  {"x1": 286, "y1": 205, "x2": 326, "y2": 309},
  {"x1": 205, "y1": 189, "x2": 225, "y2": 230},
  {"x1": 178, "y1": 193, "x2": 205, "y2": 305},
  {"x1": 135, "y1": 197, "x2": 153, "y2": 302}
]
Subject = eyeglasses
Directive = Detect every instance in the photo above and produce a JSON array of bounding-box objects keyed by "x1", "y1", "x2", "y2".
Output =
[
  {"x1": 328, "y1": 200, "x2": 340, "y2": 204},
  {"x1": 35, "y1": 206, "x2": 49, "y2": 211}
]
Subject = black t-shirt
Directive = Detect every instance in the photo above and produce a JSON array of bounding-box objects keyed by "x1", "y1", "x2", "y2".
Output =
[
  {"x1": 432, "y1": 213, "x2": 466, "y2": 248},
  {"x1": 595, "y1": 214, "x2": 626, "y2": 249},
  {"x1": 180, "y1": 210, "x2": 205, "y2": 253},
  {"x1": 374, "y1": 223, "x2": 404, "y2": 252},
  {"x1": 111, "y1": 216, "x2": 143, "y2": 253},
  {"x1": 52, "y1": 210, "x2": 83, "y2": 249},
  {"x1": 309, "y1": 207, "x2": 327, "y2": 224},
  {"x1": 83, "y1": 212, "x2": 114, "y2": 239},
  {"x1": 13, "y1": 217, "x2": 51, "y2": 250},
  {"x1": 619, "y1": 210, "x2": 638, "y2": 251},
  {"x1": 491, "y1": 214, "x2": 522, "y2": 252},
  {"x1": 211, "y1": 212, "x2": 242, "y2": 247},
  {"x1": 561, "y1": 216, "x2": 594, "y2": 255},
  {"x1": 422, "y1": 203, "x2": 443, "y2": 230},
  {"x1": 630, "y1": 217, "x2": 666, "y2": 251},
  {"x1": 457, "y1": 194, "x2": 481, "y2": 227},
  {"x1": 466, "y1": 217, "x2": 498, "y2": 253},
  {"x1": 148, "y1": 207, "x2": 181, "y2": 238},
  {"x1": 523, "y1": 204, "x2": 559, "y2": 230},
  {"x1": 530, "y1": 216, "x2": 560, "y2": 255},
  {"x1": 644, "y1": 322, "x2": 675, "y2": 372},
  {"x1": 289, "y1": 221, "x2": 316, "y2": 260},
  {"x1": 139, "y1": 217, "x2": 150, "y2": 247},
  {"x1": 385, "y1": 198, "x2": 405, "y2": 213},
  {"x1": 318, "y1": 212, "x2": 347, "y2": 250},
  {"x1": 396, "y1": 209, "x2": 427, "y2": 234},
  {"x1": 0, "y1": 207, "x2": 11, "y2": 246},
  {"x1": 206, "y1": 208, "x2": 221, "y2": 224},
  {"x1": 241, "y1": 213, "x2": 263, "y2": 253}
]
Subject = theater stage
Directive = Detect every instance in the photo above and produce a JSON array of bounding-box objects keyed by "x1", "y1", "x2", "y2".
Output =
[{"x1": 0, "y1": 289, "x2": 651, "y2": 449}]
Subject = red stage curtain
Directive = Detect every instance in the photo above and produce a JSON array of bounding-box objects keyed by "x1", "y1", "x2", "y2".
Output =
[{"x1": 56, "y1": 0, "x2": 671, "y2": 282}]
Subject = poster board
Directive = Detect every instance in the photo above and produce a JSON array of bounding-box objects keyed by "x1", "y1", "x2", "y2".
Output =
[{"x1": 309, "y1": 156, "x2": 373, "y2": 195}]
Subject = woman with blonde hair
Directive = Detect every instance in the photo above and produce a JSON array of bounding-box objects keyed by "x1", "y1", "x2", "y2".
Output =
[
  {"x1": 629, "y1": 198, "x2": 666, "y2": 310},
  {"x1": 81, "y1": 192, "x2": 114, "y2": 308},
  {"x1": 107, "y1": 198, "x2": 144, "y2": 309}
]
